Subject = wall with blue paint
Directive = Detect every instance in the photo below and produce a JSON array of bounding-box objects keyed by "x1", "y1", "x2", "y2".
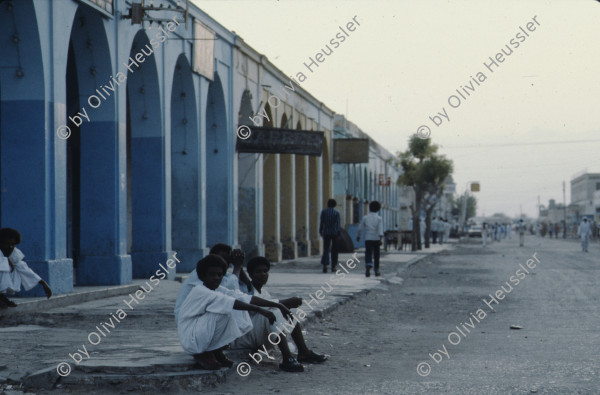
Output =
[{"x1": 0, "y1": 0, "x2": 240, "y2": 293}]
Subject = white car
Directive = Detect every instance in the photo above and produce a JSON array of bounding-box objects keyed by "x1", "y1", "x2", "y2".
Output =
[{"x1": 467, "y1": 226, "x2": 483, "y2": 238}]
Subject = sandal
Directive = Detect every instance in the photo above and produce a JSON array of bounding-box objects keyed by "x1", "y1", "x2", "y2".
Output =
[
  {"x1": 213, "y1": 349, "x2": 234, "y2": 368},
  {"x1": 193, "y1": 352, "x2": 221, "y2": 370},
  {"x1": 297, "y1": 351, "x2": 328, "y2": 364},
  {"x1": 279, "y1": 357, "x2": 304, "y2": 372}
]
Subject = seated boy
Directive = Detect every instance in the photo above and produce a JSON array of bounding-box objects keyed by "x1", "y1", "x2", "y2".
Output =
[
  {"x1": 174, "y1": 243, "x2": 250, "y2": 321},
  {"x1": 177, "y1": 254, "x2": 294, "y2": 371},
  {"x1": 232, "y1": 256, "x2": 327, "y2": 368},
  {"x1": 0, "y1": 228, "x2": 52, "y2": 308}
]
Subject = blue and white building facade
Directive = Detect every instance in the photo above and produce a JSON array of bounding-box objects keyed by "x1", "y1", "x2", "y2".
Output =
[
  {"x1": 0, "y1": 0, "x2": 341, "y2": 295},
  {"x1": 1, "y1": 0, "x2": 409, "y2": 296}
]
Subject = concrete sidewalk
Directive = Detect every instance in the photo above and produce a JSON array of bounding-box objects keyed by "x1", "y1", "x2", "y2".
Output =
[{"x1": 0, "y1": 243, "x2": 452, "y2": 392}]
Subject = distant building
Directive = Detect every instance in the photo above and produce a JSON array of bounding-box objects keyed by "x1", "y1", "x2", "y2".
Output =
[
  {"x1": 570, "y1": 172, "x2": 600, "y2": 220},
  {"x1": 538, "y1": 199, "x2": 567, "y2": 224}
]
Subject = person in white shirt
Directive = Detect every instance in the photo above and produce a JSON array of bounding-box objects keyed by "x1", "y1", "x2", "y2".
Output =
[
  {"x1": 419, "y1": 217, "x2": 426, "y2": 246},
  {"x1": 356, "y1": 201, "x2": 384, "y2": 277},
  {"x1": 578, "y1": 218, "x2": 591, "y2": 252},
  {"x1": 177, "y1": 254, "x2": 292, "y2": 370},
  {"x1": 0, "y1": 228, "x2": 52, "y2": 308}
]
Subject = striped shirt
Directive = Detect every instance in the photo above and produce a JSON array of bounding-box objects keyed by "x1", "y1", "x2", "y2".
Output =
[{"x1": 319, "y1": 208, "x2": 341, "y2": 236}]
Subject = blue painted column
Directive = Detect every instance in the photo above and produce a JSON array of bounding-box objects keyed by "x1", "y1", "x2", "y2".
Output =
[{"x1": 0, "y1": 0, "x2": 73, "y2": 296}]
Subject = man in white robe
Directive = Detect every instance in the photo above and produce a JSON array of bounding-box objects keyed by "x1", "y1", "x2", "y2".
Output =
[
  {"x1": 578, "y1": 218, "x2": 591, "y2": 252},
  {"x1": 231, "y1": 256, "x2": 327, "y2": 368},
  {"x1": 482, "y1": 223, "x2": 488, "y2": 247},
  {"x1": 177, "y1": 254, "x2": 296, "y2": 371},
  {"x1": 0, "y1": 228, "x2": 51, "y2": 307},
  {"x1": 174, "y1": 243, "x2": 250, "y2": 322}
]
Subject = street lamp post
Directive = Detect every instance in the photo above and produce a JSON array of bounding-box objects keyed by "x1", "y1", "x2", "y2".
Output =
[{"x1": 461, "y1": 181, "x2": 480, "y2": 233}]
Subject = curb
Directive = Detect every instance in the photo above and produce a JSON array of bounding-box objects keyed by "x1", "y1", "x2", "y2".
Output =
[{"x1": 0, "y1": 283, "x2": 141, "y2": 317}]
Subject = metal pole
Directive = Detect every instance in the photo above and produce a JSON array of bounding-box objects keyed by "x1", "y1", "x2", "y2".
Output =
[{"x1": 461, "y1": 182, "x2": 469, "y2": 233}]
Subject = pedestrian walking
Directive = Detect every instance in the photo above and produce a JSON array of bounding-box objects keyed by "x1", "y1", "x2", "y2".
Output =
[
  {"x1": 482, "y1": 223, "x2": 488, "y2": 247},
  {"x1": 319, "y1": 199, "x2": 341, "y2": 273},
  {"x1": 518, "y1": 219, "x2": 525, "y2": 247},
  {"x1": 443, "y1": 219, "x2": 451, "y2": 244},
  {"x1": 578, "y1": 218, "x2": 591, "y2": 252},
  {"x1": 357, "y1": 201, "x2": 383, "y2": 277}
]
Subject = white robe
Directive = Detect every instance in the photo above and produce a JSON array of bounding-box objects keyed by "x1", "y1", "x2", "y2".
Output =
[
  {"x1": 0, "y1": 248, "x2": 42, "y2": 293},
  {"x1": 177, "y1": 284, "x2": 253, "y2": 355},
  {"x1": 578, "y1": 221, "x2": 591, "y2": 238},
  {"x1": 230, "y1": 285, "x2": 287, "y2": 350},
  {"x1": 174, "y1": 268, "x2": 240, "y2": 322}
]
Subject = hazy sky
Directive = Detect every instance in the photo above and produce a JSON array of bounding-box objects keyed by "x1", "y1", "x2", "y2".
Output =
[{"x1": 193, "y1": 0, "x2": 600, "y2": 218}]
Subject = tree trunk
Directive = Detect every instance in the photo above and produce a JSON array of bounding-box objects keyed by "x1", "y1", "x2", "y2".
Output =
[
  {"x1": 425, "y1": 211, "x2": 431, "y2": 248},
  {"x1": 412, "y1": 187, "x2": 423, "y2": 251}
]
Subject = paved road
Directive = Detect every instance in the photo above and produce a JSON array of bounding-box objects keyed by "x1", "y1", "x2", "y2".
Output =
[
  {"x1": 2, "y1": 236, "x2": 597, "y2": 394},
  {"x1": 0, "y1": 248, "x2": 444, "y2": 393},
  {"x1": 211, "y1": 235, "x2": 599, "y2": 394}
]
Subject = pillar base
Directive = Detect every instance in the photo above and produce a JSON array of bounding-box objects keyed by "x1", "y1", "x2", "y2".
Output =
[
  {"x1": 281, "y1": 240, "x2": 297, "y2": 260},
  {"x1": 131, "y1": 251, "x2": 177, "y2": 280},
  {"x1": 76, "y1": 254, "x2": 132, "y2": 286},
  {"x1": 296, "y1": 238, "x2": 310, "y2": 257},
  {"x1": 310, "y1": 238, "x2": 322, "y2": 256},
  {"x1": 264, "y1": 242, "x2": 282, "y2": 263},
  {"x1": 17, "y1": 258, "x2": 74, "y2": 297}
]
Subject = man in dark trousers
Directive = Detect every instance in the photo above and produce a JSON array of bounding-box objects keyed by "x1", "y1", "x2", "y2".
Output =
[{"x1": 319, "y1": 199, "x2": 341, "y2": 273}]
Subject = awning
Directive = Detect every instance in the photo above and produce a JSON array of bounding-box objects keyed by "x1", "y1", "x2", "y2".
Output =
[{"x1": 236, "y1": 126, "x2": 324, "y2": 156}]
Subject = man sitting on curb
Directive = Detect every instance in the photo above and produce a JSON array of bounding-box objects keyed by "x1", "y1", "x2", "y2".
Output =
[
  {"x1": 0, "y1": 228, "x2": 52, "y2": 308},
  {"x1": 177, "y1": 254, "x2": 293, "y2": 370},
  {"x1": 174, "y1": 243, "x2": 251, "y2": 322},
  {"x1": 232, "y1": 256, "x2": 327, "y2": 371}
]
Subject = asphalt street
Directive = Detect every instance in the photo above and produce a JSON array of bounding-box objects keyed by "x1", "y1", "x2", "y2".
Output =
[
  {"x1": 212, "y1": 235, "x2": 599, "y2": 395},
  {"x1": 1, "y1": 236, "x2": 597, "y2": 394}
]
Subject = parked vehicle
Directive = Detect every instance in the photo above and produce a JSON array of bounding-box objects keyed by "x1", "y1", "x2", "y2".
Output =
[{"x1": 467, "y1": 225, "x2": 483, "y2": 238}]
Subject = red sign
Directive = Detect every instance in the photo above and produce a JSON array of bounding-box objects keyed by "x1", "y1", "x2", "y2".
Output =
[{"x1": 378, "y1": 175, "x2": 391, "y2": 186}]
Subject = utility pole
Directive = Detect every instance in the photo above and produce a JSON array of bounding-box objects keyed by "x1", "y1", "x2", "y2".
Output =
[{"x1": 461, "y1": 181, "x2": 479, "y2": 233}]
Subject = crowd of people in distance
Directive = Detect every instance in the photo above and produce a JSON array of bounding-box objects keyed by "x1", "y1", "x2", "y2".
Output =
[
  {"x1": 480, "y1": 217, "x2": 595, "y2": 252},
  {"x1": 175, "y1": 244, "x2": 327, "y2": 372},
  {"x1": 0, "y1": 227, "x2": 52, "y2": 308},
  {"x1": 481, "y1": 222, "x2": 514, "y2": 247}
]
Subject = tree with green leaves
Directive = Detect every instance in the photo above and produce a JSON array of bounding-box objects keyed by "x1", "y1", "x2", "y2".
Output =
[
  {"x1": 451, "y1": 193, "x2": 478, "y2": 222},
  {"x1": 396, "y1": 136, "x2": 453, "y2": 250}
]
